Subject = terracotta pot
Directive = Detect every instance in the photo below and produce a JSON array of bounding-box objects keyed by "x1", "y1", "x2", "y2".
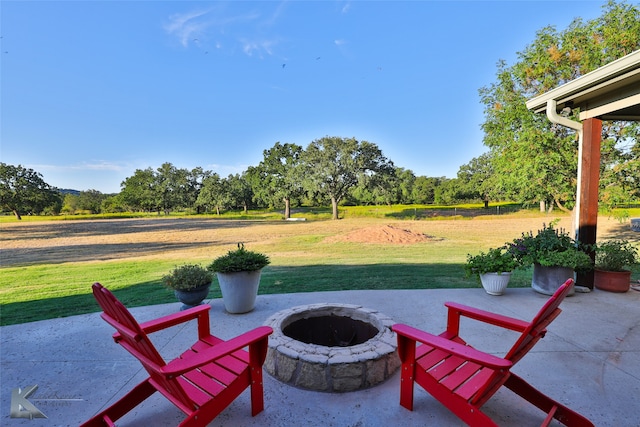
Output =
[{"x1": 594, "y1": 269, "x2": 631, "y2": 293}]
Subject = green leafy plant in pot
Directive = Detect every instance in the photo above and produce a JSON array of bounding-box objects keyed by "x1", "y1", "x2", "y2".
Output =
[
  {"x1": 594, "y1": 239, "x2": 638, "y2": 292},
  {"x1": 465, "y1": 246, "x2": 520, "y2": 295},
  {"x1": 162, "y1": 264, "x2": 213, "y2": 310},
  {"x1": 509, "y1": 221, "x2": 592, "y2": 295},
  {"x1": 208, "y1": 243, "x2": 270, "y2": 314}
]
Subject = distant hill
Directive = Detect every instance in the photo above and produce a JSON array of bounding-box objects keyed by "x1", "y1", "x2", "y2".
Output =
[{"x1": 57, "y1": 188, "x2": 80, "y2": 196}]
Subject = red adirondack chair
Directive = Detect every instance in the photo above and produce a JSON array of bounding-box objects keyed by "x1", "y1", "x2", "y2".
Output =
[
  {"x1": 83, "y1": 283, "x2": 272, "y2": 427},
  {"x1": 392, "y1": 279, "x2": 594, "y2": 427}
]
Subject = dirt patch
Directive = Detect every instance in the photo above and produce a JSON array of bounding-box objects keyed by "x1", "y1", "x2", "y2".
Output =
[
  {"x1": 325, "y1": 224, "x2": 439, "y2": 244},
  {"x1": 0, "y1": 215, "x2": 634, "y2": 267}
]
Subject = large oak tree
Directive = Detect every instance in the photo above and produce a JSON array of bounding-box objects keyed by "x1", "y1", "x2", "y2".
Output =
[
  {"x1": 479, "y1": 0, "x2": 640, "y2": 211},
  {"x1": 0, "y1": 163, "x2": 61, "y2": 219},
  {"x1": 301, "y1": 136, "x2": 394, "y2": 220},
  {"x1": 248, "y1": 142, "x2": 304, "y2": 219}
]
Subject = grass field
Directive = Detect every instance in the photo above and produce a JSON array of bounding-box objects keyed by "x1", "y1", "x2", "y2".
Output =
[{"x1": 1, "y1": 206, "x2": 638, "y2": 326}]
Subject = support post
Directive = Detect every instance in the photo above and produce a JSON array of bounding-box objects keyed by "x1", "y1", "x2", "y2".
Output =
[{"x1": 576, "y1": 118, "x2": 602, "y2": 289}]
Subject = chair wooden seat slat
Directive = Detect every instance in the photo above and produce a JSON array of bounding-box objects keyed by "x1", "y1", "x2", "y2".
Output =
[
  {"x1": 438, "y1": 360, "x2": 482, "y2": 391},
  {"x1": 393, "y1": 279, "x2": 594, "y2": 427},
  {"x1": 428, "y1": 354, "x2": 466, "y2": 380},
  {"x1": 82, "y1": 283, "x2": 272, "y2": 427}
]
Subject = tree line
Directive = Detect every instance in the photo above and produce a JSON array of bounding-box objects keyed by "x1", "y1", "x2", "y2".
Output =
[
  {"x1": 2, "y1": 1, "x2": 639, "y2": 220},
  {"x1": 0, "y1": 137, "x2": 504, "y2": 221}
]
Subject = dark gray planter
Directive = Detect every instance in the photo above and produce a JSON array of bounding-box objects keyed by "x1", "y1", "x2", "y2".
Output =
[
  {"x1": 174, "y1": 284, "x2": 211, "y2": 310},
  {"x1": 531, "y1": 264, "x2": 575, "y2": 296}
]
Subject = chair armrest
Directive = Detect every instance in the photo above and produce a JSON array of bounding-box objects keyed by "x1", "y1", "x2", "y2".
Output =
[
  {"x1": 445, "y1": 301, "x2": 529, "y2": 332},
  {"x1": 393, "y1": 324, "x2": 512, "y2": 370},
  {"x1": 111, "y1": 305, "x2": 212, "y2": 343},
  {"x1": 161, "y1": 326, "x2": 273, "y2": 377},
  {"x1": 138, "y1": 304, "x2": 211, "y2": 334}
]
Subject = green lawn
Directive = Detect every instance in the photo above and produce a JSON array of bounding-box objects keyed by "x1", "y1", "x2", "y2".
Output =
[{"x1": 1, "y1": 205, "x2": 638, "y2": 326}]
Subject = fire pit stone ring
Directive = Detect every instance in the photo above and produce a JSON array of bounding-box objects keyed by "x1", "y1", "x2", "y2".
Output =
[{"x1": 263, "y1": 303, "x2": 400, "y2": 392}]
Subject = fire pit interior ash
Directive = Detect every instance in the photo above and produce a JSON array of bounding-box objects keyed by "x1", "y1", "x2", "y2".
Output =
[
  {"x1": 264, "y1": 304, "x2": 400, "y2": 392},
  {"x1": 283, "y1": 314, "x2": 378, "y2": 347}
]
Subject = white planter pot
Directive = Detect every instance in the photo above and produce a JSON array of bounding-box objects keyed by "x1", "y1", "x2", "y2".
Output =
[
  {"x1": 479, "y1": 272, "x2": 512, "y2": 295},
  {"x1": 216, "y1": 270, "x2": 262, "y2": 314}
]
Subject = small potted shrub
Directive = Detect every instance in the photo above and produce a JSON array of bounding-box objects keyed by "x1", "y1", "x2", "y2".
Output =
[
  {"x1": 465, "y1": 247, "x2": 520, "y2": 295},
  {"x1": 594, "y1": 240, "x2": 638, "y2": 292},
  {"x1": 162, "y1": 264, "x2": 213, "y2": 310},
  {"x1": 208, "y1": 243, "x2": 270, "y2": 313},
  {"x1": 509, "y1": 221, "x2": 592, "y2": 295}
]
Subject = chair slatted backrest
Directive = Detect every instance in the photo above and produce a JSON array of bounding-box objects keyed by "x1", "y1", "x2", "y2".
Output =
[
  {"x1": 469, "y1": 280, "x2": 574, "y2": 407},
  {"x1": 504, "y1": 279, "x2": 573, "y2": 364},
  {"x1": 92, "y1": 283, "x2": 194, "y2": 409}
]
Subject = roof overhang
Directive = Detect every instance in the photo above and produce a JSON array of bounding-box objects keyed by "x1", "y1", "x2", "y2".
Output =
[{"x1": 526, "y1": 50, "x2": 640, "y2": 121}]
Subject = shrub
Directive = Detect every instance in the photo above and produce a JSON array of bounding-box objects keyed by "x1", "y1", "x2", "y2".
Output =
[
  {"x1": 509, "y1": 221, "x2": 592, "y2": 271},
  {"x1": 162, "y1": 264, "x2": 213, "y2": 290},
  {"x1": 465, "y1": 247, "x2": 520, "y2": 276},
  {"x1": 595, "y1": 240, "x2": 638, "y2": 272},
  {"x1": 208, "y1": 243, "x2": 270, "y2": 273}
]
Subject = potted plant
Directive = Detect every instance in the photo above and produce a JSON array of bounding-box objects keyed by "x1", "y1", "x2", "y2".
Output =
[
  {"x1": 594, "y1": 239, "x2": 638, "y2": 292},
  {"x1": 208, "y1": 243, "x2": 270, "y2": 314},
  {"x1": 465, "y1": 246, "x2": 520, "y2": 295},
  {"x1": 509, "y1": 221, "x2": 592, "y2": 296},
  {"x1": 162, "y1": 264, "x2": 213, "y2": 310}
]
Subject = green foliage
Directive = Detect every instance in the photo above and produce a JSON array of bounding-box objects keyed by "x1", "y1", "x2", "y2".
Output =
[
  {"x1": 456, "y1": 153, "x2": 499, "y2": 205},
  {"x1": 301, "y1": 136, "x2": 395, "y2": 219},
  {"x1": 248, "y1": 142, "x2": 305, "y2": 218},
  {"x1": 595, "y1": 240, "x2": 638, "y2": 271},
  {"x1": 465, "y1": 247, "x2": 520, "y2": 276},
  {"x1": 479, "y1": 0, "x2": 640, "y2": 208},
  {"x1": 0, "y1": 163, "x2": 62, "y2": 219},
  {"x1": 63, "y1": 190, "x2": 109, "y2": 214},
  {"x1": 612, "y1": 209, "x2": 630, "y2": 224},
  {"x1": 509, "y1": 221, "x2": 592, "y2": 270},
  {"x1": 196, "y1": 173, "x2": 230, "y2": 215},
  {"x1": 226, "y1": 172, "x2": 254, "y2": 213},
  {"x1": 161, "y1": 264, "x2": 213, "y2": 290},
  {"x1": 208, "y1": 243, "x2": 271, "y2": 273},
  {"x1": 120, "y1": 163, "x2": 205, "y2": 214}
]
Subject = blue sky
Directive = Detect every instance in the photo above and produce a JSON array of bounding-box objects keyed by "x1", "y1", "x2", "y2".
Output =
[{"x1": 1, "y1": 1, "x2": 607, "y2": 194}]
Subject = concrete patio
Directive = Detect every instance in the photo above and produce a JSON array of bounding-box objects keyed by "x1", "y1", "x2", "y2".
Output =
[{"x1": 2, "y1": 286, "x2": 639, "y2": 426}]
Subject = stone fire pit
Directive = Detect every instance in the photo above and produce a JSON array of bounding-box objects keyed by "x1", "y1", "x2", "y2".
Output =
[{"x1": 263, "y1": 303, "x2": 400, "y2": 392}]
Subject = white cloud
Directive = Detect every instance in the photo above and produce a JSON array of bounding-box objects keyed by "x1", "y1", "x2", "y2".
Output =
[
  {"x1": 241, "y1": 38, "x2": 278, "y2": 57},
  {"x1": 164, "y1": 9, "x2": 213, "y2": 47},
  {"x1": 164, "y1": 5, "x2": 288, "y2": 58},
  {"x1": 32, "y1": 161, "x2": 128, "y2": 172},
  {"x1": 205, "y1": 163, "x2": 247, "y2": 177}
]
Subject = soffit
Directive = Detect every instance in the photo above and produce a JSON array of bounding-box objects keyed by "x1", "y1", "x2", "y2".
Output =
[{"x1": 526, "y1": 50, "x2": 640, "y2": 121}]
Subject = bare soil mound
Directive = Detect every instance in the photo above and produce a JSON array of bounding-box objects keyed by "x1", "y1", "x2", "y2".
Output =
[{"x1": 326, "y1": 224, "x2": 437, "y2": 244}]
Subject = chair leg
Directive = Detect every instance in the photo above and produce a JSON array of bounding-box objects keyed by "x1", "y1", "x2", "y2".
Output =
[
  {"x1": 504, "y1": 374, "x2": 595, "y2": 427},
  {"x1": 81, "y1": 379, "x2": 156, "y2": 427},
  {"x1": 399, "y1": 362, "x2": 415, "y2": 411},
  {"x1": 250, "y1": 366, "x2": 265, "y2": 416}
]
